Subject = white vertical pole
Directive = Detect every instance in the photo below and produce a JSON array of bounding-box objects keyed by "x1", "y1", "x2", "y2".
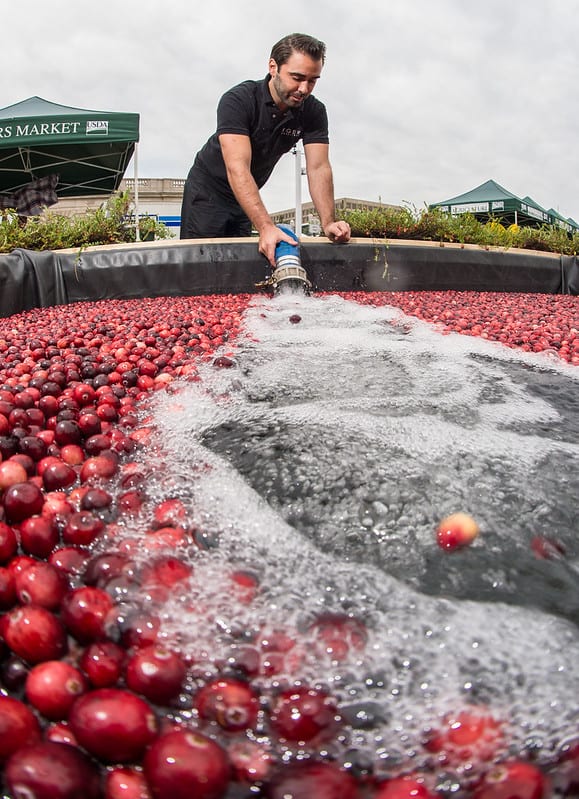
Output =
[
  {"x1": 134, "y1": 143, "x2": 140, "y2": 242},
  {"x1": 294, "y1": 146, "x2": 302, "y2": 238}
]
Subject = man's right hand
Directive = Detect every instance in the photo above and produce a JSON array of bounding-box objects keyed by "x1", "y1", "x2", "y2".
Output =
[{"x1": 259, "y1": 224, "x2": 298, "y2": 267}]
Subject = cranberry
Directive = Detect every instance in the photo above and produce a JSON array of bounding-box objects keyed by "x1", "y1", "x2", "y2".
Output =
[
  {"x1": 5, "y1": 740, "x2": 101, "y2": 799},
  {"x1": 18, "y1": 514, "x2": 60, "y2": 558},
  {"x1": 0, "y1": 565, "x2": 17, "y2": 609},
  {"x1": 60, "y1": 585, "x2": 114, "y2": 643},
  {"x1": 25, "y1": 660, "x2": 87, "y2": 720},
  {"x1": 80, "y1": 453, "x2": 119, "y2": 483},
  {"x1": 1, "y1": 605, "x2": 68, "y2": 664},
  {"x1": 3, "y1": 480, "x2": 44, "y2": 523},
  {"x1": 375, "y1": 775, "x2": 438, "y2": 799},
  {"x1": 42, "y1": 460, "x2": 77, "y2": 491},
  {"x1": 14, "y1": 561, "x2": 68, "y2": 609},
  {"x1": 0, "y1": 695, "x2": 41, "y2": 761},
  {"x1": 270, "y1": 686, "x2": 341, "y2": 743},
  {"x1": 471, "y1": 760, "x2": 549, "y2": 799},
  {"x1": 0, "y1": 520, "x2": 18, "y2": 562},
  {"x1": 49, "y1": 545, "x2": 90, "y2": 578},
  {"x1": 266, "y1": 761, "x2": 358, "y2": 799},
  {"x1": 195, "y1": 677, "x2": 259, "y2": 732},
  {"x1": 79, "y1": 639, "x2": 126, "y2": 687},
  {"x1": 0, "y1": 459, "x2": 29, "y2": 489},
  {"x1": 62, "y1": 510, "x2": 105, "y2": 547},
  {"x1": 126, "y1": 645, "x2": 187, "y2": 705},
  {"x1": 144, "y1": 729, "x2": 229, "y2": 799},
  {"x1": 69, "y1": 688, "x2": 158, "y2": 763},
  {"x1": 105, "y1": 766, "x2": 153, "y2": 799}
]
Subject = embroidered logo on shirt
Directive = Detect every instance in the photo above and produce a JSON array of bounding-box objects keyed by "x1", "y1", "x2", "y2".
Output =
[{"x1": 280, "y1": 127, "x2": 302, "y2": 137}]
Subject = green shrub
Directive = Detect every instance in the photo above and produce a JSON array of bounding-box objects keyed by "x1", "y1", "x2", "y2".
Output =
[
  {"x1": 0, "y1": 191, "x2": 173, "y2": 254},
  {"x1": 336, "y1": 204, "x2": 578, "y2": 255}
]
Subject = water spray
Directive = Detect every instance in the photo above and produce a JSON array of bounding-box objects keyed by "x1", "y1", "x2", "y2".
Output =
[{"x1": 271, "y1": 224, "x2": 311, "y2": 295}]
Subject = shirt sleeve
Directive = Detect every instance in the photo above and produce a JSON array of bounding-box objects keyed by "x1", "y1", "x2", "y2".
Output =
[
  {"x1": 302, "y1": 98, "x2": 329, "y2": 145},
  {"x1": 216, "y1": 83, "x2": 254, "y2": 136}
]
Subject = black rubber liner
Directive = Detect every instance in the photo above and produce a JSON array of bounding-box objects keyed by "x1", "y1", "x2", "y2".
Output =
[{"x1": 0, "y1": 239, "x2": 575, "y2": 318}]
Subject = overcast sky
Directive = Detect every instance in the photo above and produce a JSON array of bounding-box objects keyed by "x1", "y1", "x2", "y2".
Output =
[{"x1": 2, "y1": 0, "x2": 578, "y2": 220}]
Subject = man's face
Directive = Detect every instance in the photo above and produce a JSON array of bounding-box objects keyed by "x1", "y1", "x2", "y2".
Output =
[{"x1": 268, "y1": 51, "x2": 323, "y2": 110}]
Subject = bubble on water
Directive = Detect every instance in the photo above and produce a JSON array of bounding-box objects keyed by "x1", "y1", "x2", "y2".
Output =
[{"x1": 137, "y1": 292, "x2": 579, "y2": 774}]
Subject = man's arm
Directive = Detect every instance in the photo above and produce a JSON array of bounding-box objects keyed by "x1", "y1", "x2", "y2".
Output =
[
  {"x1": 219, "y1": 133, "x2": 296, "y2": 266},
  {"x1": 304, "y1": 142, "x2": 351, "y2": 242}
]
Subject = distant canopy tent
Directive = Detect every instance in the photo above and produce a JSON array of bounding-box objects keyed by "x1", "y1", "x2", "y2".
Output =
[
  {"x1": 0, "y1": 96, "x2": 139, "y2": 216},
  {"x1": 429, "y1": 179, "x2": 578, "y2": 231}
]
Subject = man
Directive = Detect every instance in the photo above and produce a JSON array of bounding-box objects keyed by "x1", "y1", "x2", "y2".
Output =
[{"x1": 180, "y1": 33, "x2": 351, "y2": 266}]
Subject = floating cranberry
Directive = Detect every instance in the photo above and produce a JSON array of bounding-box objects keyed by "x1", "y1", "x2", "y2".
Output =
[
  {"x1": 125, "y1": 644, "x2": 186, "y2": 705},
  {"x1": 42, "y1": 460, "x2": 77, "y2": 491},
  {"x1": 62, "y1": 510, "x2": 105, "y2": 547},
  {"x1": 0, "y1": 459, "x2": 29, "y2": 489},
  {"x1": 0, "y1": 520, "x2": 18, "y2": 562},
  {"x1": 270, "y1": 686, "x2": 341, "y2": 743},
  {"x1": 0, "y1": 565, "x2": 17, "y2": 609},
  {"x1": 105, "y1": 766, "x2": 153, "y2": 799},
  {"x1": 0, "y1": 695, "x2": 41, "y2": 761},
  {"x1": 436, "y1": 512, "x2": 480, "y2": 551},
  {"x1": 3, "y1": 480, "x2": 44, "y2": 523},
  {"x1": 471, "y1": 760, "x2": 549, "y2": 799},
  {"x1": 60, "y1": 585, "x2": 114, "y2": 643},
  {"x1": 79, "y1": 639, "x2": 126, "y2": 687},
  {"x1": 195, "y1": 677, "x2": 259, "y2": 732},
  {"x1": 5, "y1": 740, "x2": 101, "y2": 799},
  {"x1": 375, "y1": 775, "x2": 438, "y2": 799},
  {"x1": 80, "y1": 453, "x2": 119, "y2": 483},
  {"x1": 143, "y1": 729, "x2": 229, "y2": 799},
  {"x1": 266, "y1": 761, "x2": 358, "y2": 799},
  {"x1": 25, "y1": 660, "x2": 87, "y2": 720},
  {"x1": 18, "y1": 514, "x2": 60, "y2": 558},
  {"x1": 14, "y1": 561, "x2": 68, "y2": 609},
  {"x1": 69, "y1": 688, "x2": 158, "y2": 763},
  {"x1": 1, "y1": 605, "x2": 67, "y2": 664}
]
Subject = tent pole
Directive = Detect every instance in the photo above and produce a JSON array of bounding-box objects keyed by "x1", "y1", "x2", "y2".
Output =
[
  {"x1": 134, "y1": 143, "x2": 140, "y2": 242},
  {"x1": 514, "y1": 210, "x2": 518, "y2": 226}
]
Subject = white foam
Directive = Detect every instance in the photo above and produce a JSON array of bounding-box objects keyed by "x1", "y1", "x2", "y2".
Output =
[{"x1": 142, "y1": 293, "x2": 579, "y2": 772}]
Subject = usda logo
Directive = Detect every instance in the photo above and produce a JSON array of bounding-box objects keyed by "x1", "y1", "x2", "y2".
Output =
[{"x1": 86, "y1": 120, "x2": 109, "y2": 135}]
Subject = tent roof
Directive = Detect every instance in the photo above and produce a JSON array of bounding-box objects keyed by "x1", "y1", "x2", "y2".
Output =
[
  {"x1": 0, "y1": 96, "x2": 139, "y2": 198},
  {"x1": 430, "y1": 179, "x2": 551, "y2": 225}
]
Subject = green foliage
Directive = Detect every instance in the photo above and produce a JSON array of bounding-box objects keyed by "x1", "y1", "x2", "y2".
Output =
[
  {"x1": 336, "y1": 204, "x2": 579, "y2": 255},
  {"x1": 0, "y1": 191, "x2": 173, "y2": 254}
]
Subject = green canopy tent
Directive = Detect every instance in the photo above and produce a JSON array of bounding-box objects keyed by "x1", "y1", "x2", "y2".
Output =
[
  {"x1": 0, "y1": 96, "x2": 141, "y2": 232},
  {"x1": 547, "y1": 207, "x2": 579, "y2": 234},
  {"x1": 429, "y1": 179, "x2": 552, "y2": 228}
]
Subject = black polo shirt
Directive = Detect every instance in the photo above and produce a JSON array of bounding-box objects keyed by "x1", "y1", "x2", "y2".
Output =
[{"x1": 192, "y1": 75, "x2": 329, "y2": 204}]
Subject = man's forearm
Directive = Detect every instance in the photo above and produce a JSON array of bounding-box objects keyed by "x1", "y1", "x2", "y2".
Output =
[
  {"x1": 307, "y1": 162, "x2": 337, "y2": 232},
  {"x1": 224, "y1": 165, "x2": 275, "y2": 233}
]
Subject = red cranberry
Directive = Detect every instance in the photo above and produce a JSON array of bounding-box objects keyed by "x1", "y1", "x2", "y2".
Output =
[
  {"x1": 5, "y1": 740, "x2": 101, "y2": 799},
  {"x1": 270, "y1": 686, "x2": 342, "y2": 743},
  {"x1": 143, "y1": 729, "x2": 229, "y2": 799},
  {"x1": 53, "y1": 419, "x2": 82, "y2": 446},
  {"x1": 60, "y1": 585, "x2": 114, "y2": 643},
  {"x1": 266, "y1": 761, "x2": 359, "y2": 799},
  {"x1": 126, "y1": 645, "x2": 187, "y2": 705},
  {"x1": 0, "y1": 695, "x2": 41, "y2": 761},
  {"x1": 62, "y1": 510, "x2": 105, "y2": 547},
  {"x1": 3, "y1": 481, "x2": 44, "y2": 523},
  {"x1": 18, "y1": 514, "x2": 60, "y2": 558},
  {"x1": 80, "y1": 486, "x2": 113, "y2": 511},
  {"x1": 80, "y1": 453, "x2": 119, "y2": 483},
  {"x1": 0, "y1": 520, "x2": 18, "y2": 563},
  {"x1": 1, "y1": 605, "x2": 68, "y2": 663},
  {"x1": 105, "y1": 766, "x2": 153, "y2": 799},
  {"x1": 14, "y1": 561, "x2": 68, "y2": 609},
  {"x1": 79, "y1": 639, "x2": 126, "y2": 687},
  {"x1": 195, "y1": 677, "x2": 259, "y2": 732},
  {"x1": 471, "y1": 760, "x2": 549, "y2": 799},
  {"x1": 42, "y1": 460, "x2": 77, "y2": 491},
  {"x1": 0, "y1": 565, "x2": 17, "y2": 609},
  {"x1": 69, "y1": 688, "x2": 158, "y2": 763},
  {"x1": 25, "y1": 660, "x2": 87, "y2": 720},
  {"x1": 375, "y1": 775, "x2": 438, "y2": 799},
  {"x1": 49, "y1": 546, "x2": 90, "y2": 578}
]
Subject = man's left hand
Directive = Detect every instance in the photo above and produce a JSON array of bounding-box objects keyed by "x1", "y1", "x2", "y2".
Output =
[{"x1": 324, "y1": 220, "x2": 351, "y2": 243}]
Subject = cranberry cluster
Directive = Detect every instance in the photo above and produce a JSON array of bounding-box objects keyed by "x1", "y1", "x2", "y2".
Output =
[{"x1": 0, "y1": 293, "x2": 577, "y2": 798}]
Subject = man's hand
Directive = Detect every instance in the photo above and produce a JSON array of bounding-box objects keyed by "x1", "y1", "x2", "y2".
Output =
[
  {"x1": 259, "y1": 224, "x2": 298, "y2": 267},
  {"x1": 323, "y1": 220, "x2": 351, "y2": 243}
]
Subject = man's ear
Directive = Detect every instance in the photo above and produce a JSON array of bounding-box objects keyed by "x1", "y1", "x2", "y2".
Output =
[{"x1": 268, "y1": 57, "x2": 278, "y2": 77}]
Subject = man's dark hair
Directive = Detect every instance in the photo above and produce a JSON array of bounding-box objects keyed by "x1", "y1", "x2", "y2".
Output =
[{"x1": 270, "y1": 33, "x2": 326, "y2": 67}]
